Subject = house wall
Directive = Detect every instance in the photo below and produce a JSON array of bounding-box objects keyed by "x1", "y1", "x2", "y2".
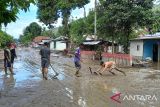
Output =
[
  {"x1": 106, "y1": 46, "x2": 120, "y2": 53},
  {"x1": 50, "y1": 42, "x2": 54, "y2": 50},
  {"x1": 143, "y1": 40, "x2": 159, "y2": 60},
  {"x1": 50, "y1": 41, "x2": 66, "y2": 51},
  {"x1": 130, "y1": 40, "x2": 143, "y2": 59}
]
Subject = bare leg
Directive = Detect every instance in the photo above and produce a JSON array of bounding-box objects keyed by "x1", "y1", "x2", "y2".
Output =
[
  {"x1": 109, "y1": 68, "x2": 116, "y2": 75},
  {"x1": 44, "y1": 68, "x2": 48, "y2": 80},
  {"x1": 75, "y1": 68, "x2": 80, "y2": 76},
  {"x1": 4, "y1": 67, "x2": 8, "y2": 75},
  {"x1": 11, "y1": 64, "x2": 13, "y2": 69},
  {"x1": 9, "y1": 67, "x2": 14, "y2": 74},
  {"x1": 99, "y1": 68, "x2": 108, "y2": 76},
  {"x1": 115, "y1": 67, "x2": 126, "y2": 76},
  {"x1": 99, "y1": 70, "x2": 105, "y2": 76},
  {"x1": 75, "y1": 67, "x2": 79, "y2": 75},
  {"x1": 42, "y1": 68, "x2": 45, "y2": 79},
  {"x1": 94, "y1": 67, "x2": 103, "y2": 75}
]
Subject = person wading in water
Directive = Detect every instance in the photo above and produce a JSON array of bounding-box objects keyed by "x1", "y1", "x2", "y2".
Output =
[{"x1": 39, "y1": 42, "x2": 50, "y2": 80}]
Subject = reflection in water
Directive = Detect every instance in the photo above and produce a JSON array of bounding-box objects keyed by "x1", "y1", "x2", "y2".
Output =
[
  {"x1": 14, "y1": 61, "x2": 40, "y2": 83},
  {"x1": 71, "y1": 79, "x2": 87, "y2": 107},
  {"x1": 78, "y1": 97, "x2": 86, "y2": 107},
  {"x1": 112, "y1": 88, "x2": 120, "y2": 94},
  {"x1": 48, "y1": 67, "x2": 65, "y2": 80},
  {"x1": 65, "y1": 87, "x2": 73, "y2": 102},
  {"x1": 2, "y1": 74, "x2": 15, "y2": 92}
]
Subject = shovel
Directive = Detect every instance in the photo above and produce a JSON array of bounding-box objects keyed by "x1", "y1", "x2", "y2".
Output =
[{"x1": 50, "y1": 64, "x2": 59, "y2": 78}]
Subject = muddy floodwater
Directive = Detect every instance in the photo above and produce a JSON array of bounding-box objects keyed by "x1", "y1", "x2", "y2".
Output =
[{"x1": 0, "y1": 48, "x2": 160, "y2": 107}]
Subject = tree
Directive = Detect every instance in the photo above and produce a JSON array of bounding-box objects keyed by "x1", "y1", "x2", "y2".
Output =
[
  {"x1": 151, "y1": 4, "x2": 160, "y2": 32},
  {"x1": 0, "y1": 30, "x2": 13, "y2": 47},
  {"x1": 85, "y1": 10, "x2": 95, "y2": 35},
  {"x1": 70, "y1": 18, "x2": 87, "y2": 44},
  {"x1": 37, "y1": 0, "x2": 89, "y2": 39},
  {"x1": 0, "y1": 0, "x2": 35, "y2": 26},
  {"x1": 98, "y1": 0, "x2": 154, "y2": 53},
  {"x1": 37, "y1": 0, "x2": 59, "y2": 29},
  {"x1": 41, "y1": 29, "x2": 57, "y2": 38},
  {"x1": 19, "y1": 34, "x2": 32, "y2": 46},
  {"x1": 19, "y1": 22, "x2": 42, "y2": 44},
  {"x1": 23, "y1": 22, "x2": 42, "y2": 38}
]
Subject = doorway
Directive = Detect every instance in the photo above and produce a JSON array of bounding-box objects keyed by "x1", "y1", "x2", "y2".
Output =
[{"x1": 153, "y1": 44, "x2": 158, "y2": 62}]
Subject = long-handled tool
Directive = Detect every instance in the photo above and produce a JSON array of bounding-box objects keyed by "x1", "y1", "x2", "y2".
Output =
[
  {"x1": 50, "y1": 64, "x2": 59, "y2": 77},
  {"x1": 89, "y1": 67, "x2": 92, "y2": 74}
]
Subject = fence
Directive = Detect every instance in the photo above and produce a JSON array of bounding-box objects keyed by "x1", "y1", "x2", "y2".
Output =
[
  {"x1": 81, "y1": 51, "x2": 133, "y2": 67},
  {"x1": 102, "y1": 53, "x2": 132, "y2": 67},
  {"x1": 81, "y1": 51, "x2": 96, "y2": 60}
]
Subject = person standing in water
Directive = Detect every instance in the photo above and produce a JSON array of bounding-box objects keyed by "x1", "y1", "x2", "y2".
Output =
[
  {"x1": 4, "y1": 42, "x2": 14, "y2": 75},
  {"x1": 10, "y1": 43, "x2": 17, "y2": 69},
  {"x1": 39, "y1": 42, "x2": 51, "y2": 80},
  {"x1": 74, "y1": 44, "x2": 83, "y2": 77}
]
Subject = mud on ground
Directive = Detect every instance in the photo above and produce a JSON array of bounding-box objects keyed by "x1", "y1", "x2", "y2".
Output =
[{"x1": 0, "y1": 48, "x2": 160, "y2": 107}]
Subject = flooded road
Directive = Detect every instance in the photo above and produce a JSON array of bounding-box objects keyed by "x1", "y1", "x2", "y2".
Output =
[{"x1": 0, "y1": 48, "x2": 160, "y2": 107}]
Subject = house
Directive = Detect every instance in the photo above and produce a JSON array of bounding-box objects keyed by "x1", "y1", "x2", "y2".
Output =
[
  {"x1": 50, "y1": 36, "x2": 68, "y2": 51},
  {"x1": 82, "y1": 40, "x2": 121, "y2": 53},
  {"x1": 32, "y1": 36, "x2": 50, "y2": 47},
  {"x1": 130, "y1": 32, "x2": 160, "y2": 62}
]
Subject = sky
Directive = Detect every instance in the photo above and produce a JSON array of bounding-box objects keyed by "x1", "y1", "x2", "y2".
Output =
[{"x1": 1, "y1": 0, "x2": 96, "y2": 39}]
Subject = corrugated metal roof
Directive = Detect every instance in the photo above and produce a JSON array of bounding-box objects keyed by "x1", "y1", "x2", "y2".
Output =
[
  {"x1": 83, "y1": 41, "x2": 101, "y2": 45},
  {"x1": 131, "y1": 32, "x2": 160, "y2": 40},
  {"x1": 33, "y1": 36, "x2": 50, "y2": 42}
]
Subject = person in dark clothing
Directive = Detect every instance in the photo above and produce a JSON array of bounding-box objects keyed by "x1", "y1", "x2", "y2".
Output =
[
  {"x1": 39, "y1": 42, "x2": 50, "y2": 80},
  {"x1": 4, "y1": 42, "x2": 14, "y2": 75},
  {"x1": 10, "y1": 43, "x2": 17, "y2": 68},
  {"x1": 73, "y1": 44, "x2": 83, "y2": 77}
]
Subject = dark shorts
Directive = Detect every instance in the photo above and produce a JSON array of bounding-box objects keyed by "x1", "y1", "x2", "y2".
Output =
[
  {"x1": 74, "y1": 61, "x2": 81, "y2": 69},
  {"x1": 4, "y1": 59, "x2": 11, "y2": 67},
  {"x1": 41, "y1": 58, "x2": 49, "y2": 68},
  {"x1": 11, "y1": 57, "x2": 15, "y2": 63}
]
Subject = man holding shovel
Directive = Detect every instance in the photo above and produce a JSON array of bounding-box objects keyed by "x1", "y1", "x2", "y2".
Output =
[{"x1": 39, "y1": 42, "x2": 50, "y2": 80}]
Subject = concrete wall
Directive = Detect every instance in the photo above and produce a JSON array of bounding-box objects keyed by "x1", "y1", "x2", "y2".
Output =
[
  {"x1": 50, "y1": 41, "x2": 66, "y2": 51},
  {"x1": 130, "y1": 40, "x2": 143, "y2": 59},
  {"x1": 50, "y1": 42, "x2": 54, "y2": 50}
]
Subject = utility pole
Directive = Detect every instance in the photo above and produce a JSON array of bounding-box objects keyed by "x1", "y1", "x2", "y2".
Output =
[
  {"x1": 83, "y1": 6, "x2": 86, "y2": 18},
  {"x1": 5, "y1": 27, "x2": 7, "y2": 32},
  {"x1": 94, "y1": 0, "x2": 97, "y2": 37}
]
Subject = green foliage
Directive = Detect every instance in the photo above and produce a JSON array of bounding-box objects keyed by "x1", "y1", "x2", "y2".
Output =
[
  {"x1": 19, "y1": 34, "x2": 32, "y2": 46},
  {"x1": 0, "y1": 0, "x2": 35, "y2": 26},
  {"x1": 151, "y1": 4, "x2": 160, "y2": 33},
  {"x1": 19, "y1": 22, "x2": 42, "y2": 44},
  {"x1": 23, "y1": 22, "x2": 42, "y2": 38},
  {"x1": 0, "y1": 30, "x2": 14, "y2": 48},
  {"x1": 70, "y1": 18, "x2": 87, "y2": 43},
  {"x1": 37, "y1": 0, "x2": 59, "y2": 28},
  {"x1": 37, "y1": 0, "x2": 89, "y2": 40},
  {"x1": 41, "y1": 29, "x2": 57, "y2": 38},
  {"x1": 67, "y1": 0, "x2": 155, "y2": 53},
  {"x1": 97, "y1": 0, "x2": 154, "y2": 53},
  {"x1": 85, "y1": 10, "x2": 94, "y2": 35}
]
